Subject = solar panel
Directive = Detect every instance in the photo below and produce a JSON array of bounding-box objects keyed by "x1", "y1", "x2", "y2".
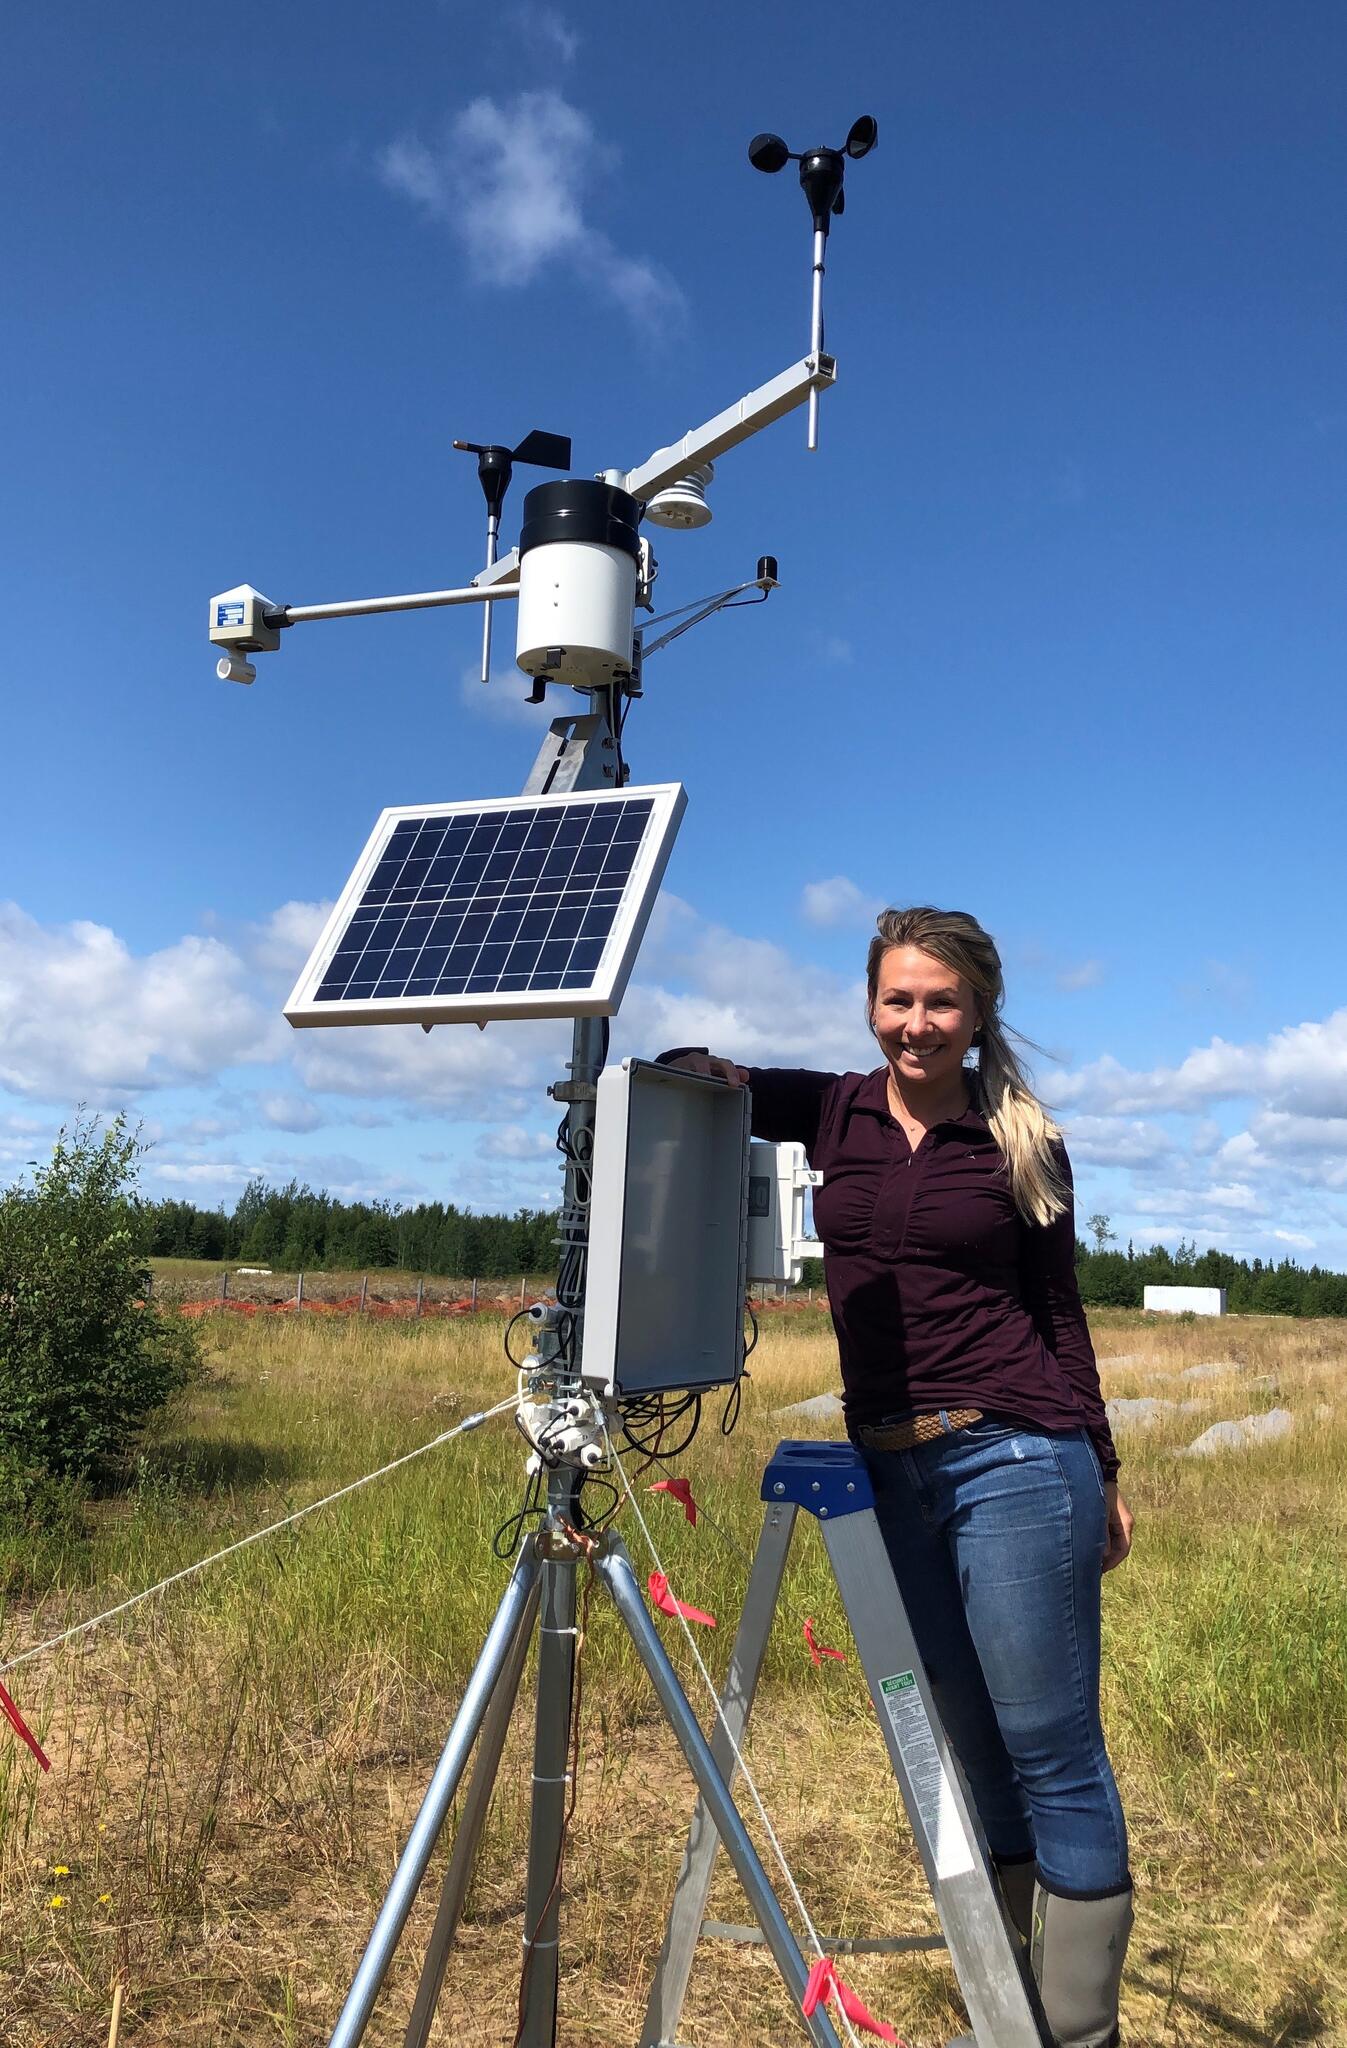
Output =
[{"x1": 285, "y1": 783, "x2": 686, "y2": 1028}]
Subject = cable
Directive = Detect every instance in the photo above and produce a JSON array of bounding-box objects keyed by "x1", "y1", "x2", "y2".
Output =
[
  {"x1": 503, "y1": 1309, "x2": 535, "y2": 1367},
  {"x1": 493, "y1": 1463, "x2": 547, "y2": 1560}
]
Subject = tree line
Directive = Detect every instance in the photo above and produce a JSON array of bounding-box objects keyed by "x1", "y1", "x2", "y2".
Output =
[
  {"x1": 139, "y1": 1181, "x2": 1347, "y2": 1315},
  {"x1": 138, "y1": 1179, "x2": 560, "y2": 1278},
  {"x1": 1074, "y1": 1219, "x2": 1347, "y2": 1317}
]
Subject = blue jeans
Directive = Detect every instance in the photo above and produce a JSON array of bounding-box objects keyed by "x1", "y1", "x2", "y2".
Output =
[{"x1": 859, "y1": 1417, "x2": 1130, "y2": 1898}]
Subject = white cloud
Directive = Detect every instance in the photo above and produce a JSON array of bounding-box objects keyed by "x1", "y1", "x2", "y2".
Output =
[
  {"x1": 1056, "y1": 958, "x2": 1104, "y2": 992},
  {"x1": 243, "y1": 900, "x2": 331, "y2": 979},
  {"x1": 378, "y1": 92, "x2": 684, "y2": 331},
  {"x1": 1056, "y1": 1007, "x2": 1347, "y2": 1118},
  {"x1": 799, "y1": 876, "x2": 881, "y2": 932},
  {"x1": 508, "y1": 3, "x2": 579, "y2": 63},
  {"x1": 290, "y1": 1013, "x2": 567, "y2": 1116},
  {"x1": 479, "y1": 1124, "x2": 556, "y2": 1159},
  {"x1": 1059, "y1": 1114, "x2": 1174, "y2": 1170},
  {"x1": 457, "y1": 661, "x2": 554, "y2": 728},
  {"x1": 621, "y1": 893, "x2": 871, "y2": 1071},
  {"x1": 0, "y1": 902, "x2": 281, "y2": 1101},
  {"x1": 1212, "y1": 1110, "x2": 1347, "y2": 1192},
  {"x1": 151, "y1": 1159, "x2": 258, "y2": 1191},
  {"x1": 258, "y1": 1093, "x2": 326, "y2": 1133},
  {"x1": 8, "y1": 889, "x2": 1347, "y2": 1258}
]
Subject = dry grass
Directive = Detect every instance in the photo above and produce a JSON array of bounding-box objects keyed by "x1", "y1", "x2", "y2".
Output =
[{"x1": 0, "y1": 1310, "x2": 1343, "y2": 2046}]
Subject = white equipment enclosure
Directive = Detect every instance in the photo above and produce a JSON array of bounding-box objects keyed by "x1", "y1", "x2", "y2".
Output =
[
  {"x1": 747, "y1": 1139, "x2": 823, "y2": 1286},
  {"x1": 285, "y1": 784, "x2": 685, "y2": 1030},
  {"x1": 582, "y1": 1060, "x2": 751, "y2": 1398}
]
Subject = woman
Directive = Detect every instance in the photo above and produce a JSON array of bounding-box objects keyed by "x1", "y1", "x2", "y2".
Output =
[{"x1": 672, "y1": 906, "x2": 1134, "y2": 2048}]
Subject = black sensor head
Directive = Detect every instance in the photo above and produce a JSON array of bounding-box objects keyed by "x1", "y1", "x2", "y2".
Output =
[{"x1": 746, "y1": 117, "x2": 877, "y2": 236}]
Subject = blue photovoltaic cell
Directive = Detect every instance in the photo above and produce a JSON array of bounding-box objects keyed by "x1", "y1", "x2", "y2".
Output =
[{"x1": 313, "y1": 797, "x2": 655, "y2": 1005}]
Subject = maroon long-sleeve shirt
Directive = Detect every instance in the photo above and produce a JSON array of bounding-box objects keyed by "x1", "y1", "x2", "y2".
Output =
[{"x1": 748, "y1": 1064, "x2": 1118, "y2": 1480}]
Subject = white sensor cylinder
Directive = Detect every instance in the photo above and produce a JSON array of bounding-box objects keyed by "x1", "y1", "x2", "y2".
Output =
[{"x1": 515, "y1": 540, "x2": 637, "y2": 690}]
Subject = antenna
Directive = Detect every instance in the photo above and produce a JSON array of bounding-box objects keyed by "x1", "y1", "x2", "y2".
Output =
[
  {"x1": 452, "y1": 428, "x2": 571, "y2": 681},
  {"x1": 748, "y1": 114, "x2": 878, "y2": 450}
]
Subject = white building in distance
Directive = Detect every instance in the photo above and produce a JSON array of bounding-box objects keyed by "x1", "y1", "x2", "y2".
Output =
[{"x1": 1143, "y1": 1285, "x2": 1227, "y2": 1317}]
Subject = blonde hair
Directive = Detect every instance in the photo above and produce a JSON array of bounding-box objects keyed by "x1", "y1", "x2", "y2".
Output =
[{"x1": 865, "y1": 906, "x2": 1069, "y2": 1227}]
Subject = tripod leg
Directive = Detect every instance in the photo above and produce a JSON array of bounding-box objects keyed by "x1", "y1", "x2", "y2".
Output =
[
  {"x1": 401, "y1": 1574, "x2": 542, "y2": 2048},
  {"x1": 518, "y1": 1477, "x2": 580, "y2": 2048},
  {"x1": 595, "y1": 1540, "x2": 846, "y2": 2048},
  {"x1": 327, "y1": 1545, "x2": 543, "y2": 2048}
]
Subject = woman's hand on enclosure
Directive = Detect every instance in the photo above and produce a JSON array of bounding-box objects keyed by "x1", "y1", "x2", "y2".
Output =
[
  {"x1": 668, "y1": 1053, "x2": 749, "y2": 1086},
  {"x1": 1102, "y1": 1483, "x2": 1133, "y2": 1572}
]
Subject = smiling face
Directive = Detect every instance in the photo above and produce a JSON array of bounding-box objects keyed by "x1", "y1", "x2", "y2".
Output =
[{"x1": 869, "y1": 944, "x2": 980, "y2": 1098}]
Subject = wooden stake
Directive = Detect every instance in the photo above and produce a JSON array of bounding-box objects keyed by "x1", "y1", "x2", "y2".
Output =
[
  {"x1": 416, "y1": 1277, "x2": 424, "y2": 1317},
  {"x1": 296, "y1": 1271, "x2": 304, "y2": 1308},
  {"x1": 108, "y1": 1977, "x2": 126, "y2": 2048},
  {"x1": 359, "y1": 1274, "x2": 368, "y2": 1313}
]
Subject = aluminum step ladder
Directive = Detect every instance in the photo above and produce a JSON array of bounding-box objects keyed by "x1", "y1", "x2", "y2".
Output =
[{"x1": 639, "y1": 1440, "x2": 1052, "y2": 2048}]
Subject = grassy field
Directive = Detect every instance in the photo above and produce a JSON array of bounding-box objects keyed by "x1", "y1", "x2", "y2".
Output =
[
  {"x1": 144, "y1": 1258, "x2": 542, "y2": 1309},
  {"x1": 0, "y1": 1309, "x2": 1343, "y2": 2046}
]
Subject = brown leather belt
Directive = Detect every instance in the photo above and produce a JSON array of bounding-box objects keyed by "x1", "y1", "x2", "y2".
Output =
[{"x1": 855, "y1": 1408, "x2": 984, "y2": 1452}]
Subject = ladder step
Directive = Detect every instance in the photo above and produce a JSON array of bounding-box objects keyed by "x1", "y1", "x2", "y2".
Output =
[{"x1": 700, "y1": 1920, "x2": 947, "y2": 1956}]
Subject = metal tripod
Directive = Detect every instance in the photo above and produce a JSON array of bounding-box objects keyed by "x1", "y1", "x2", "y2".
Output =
[
  {"x1": 326, "y1": 1497, "x2": 874, "y2": 2048},
  {"x1": 323, "y1": 1435, "x2": 1054, "y2": 2048}
]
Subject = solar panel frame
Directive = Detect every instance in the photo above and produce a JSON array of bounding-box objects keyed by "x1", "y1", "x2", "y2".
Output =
[{"x1": 285, "y1": 782, "x2": 686, "y2": 1028}]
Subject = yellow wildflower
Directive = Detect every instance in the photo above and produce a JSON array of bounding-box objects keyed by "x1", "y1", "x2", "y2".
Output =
[
  {"x1": 48, "y1": 1895, "x2": 66, "y2": 1909},
  {"x1": 97, "y1": 1893, "x2": 113, "y2": 1907},
  {"x1": 52, "y1": 1865, "x2": 70, "y2": 1877}
]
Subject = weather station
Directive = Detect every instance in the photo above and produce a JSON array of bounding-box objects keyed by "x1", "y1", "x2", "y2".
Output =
[{"x1": 207, "y1": 114, "x2": 1057, "y2": 2048}]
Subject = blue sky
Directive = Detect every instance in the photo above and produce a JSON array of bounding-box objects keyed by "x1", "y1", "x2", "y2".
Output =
[{"x1": 3, "y1": 1, "x2": 1345, "y2": 1260}]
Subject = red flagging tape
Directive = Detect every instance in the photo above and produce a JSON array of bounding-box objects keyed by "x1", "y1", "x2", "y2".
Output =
[
  {"x1": 803, "y1": 1617, "x2": 847, "y2": 1667},
  {"x1": 648, "y1": 1476, "x2": 698, "y2": 1525},
  {"x1": 647, "y1": 1572, "x2": 716, "y2": 1628},
  {"x1": 801, "y1": 1956, "x2": 900, "y2": 2042},
  {"x1": 0, "y1": 1679, "x2": 51, "y2": 1772}
]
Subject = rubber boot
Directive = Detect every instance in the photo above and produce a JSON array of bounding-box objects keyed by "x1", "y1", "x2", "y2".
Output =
[
  {"x1": 945, "y1": 1856, "x2": 1039, "y2": 2043},
  {"x1": 1029, "y1": 1880, "x2": 1133, "y2": 2047},
  {"x1": 997, "y1": 1854, "x2": 1038, "y2": 1943}
]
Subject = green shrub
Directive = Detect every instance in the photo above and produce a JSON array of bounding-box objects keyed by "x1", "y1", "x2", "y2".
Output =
[{"x1": 0, "y1": 1113, "x2": 201, "y2": 1478}]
